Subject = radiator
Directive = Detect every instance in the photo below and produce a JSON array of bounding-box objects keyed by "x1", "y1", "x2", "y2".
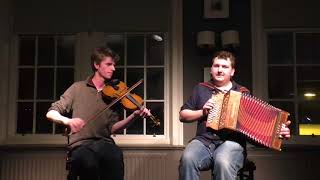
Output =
[
  {"x1": 0, "y1": 154, "x2": 67, "y2": 180},
  {"x1": 0, "y1": 152, "x2": 167, "y2": 180},
  {"x1": 124, "y1": 152, "x2": 167, "y2": 180}
]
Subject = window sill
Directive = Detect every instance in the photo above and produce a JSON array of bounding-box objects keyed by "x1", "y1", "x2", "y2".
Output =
[
  {"x1": 0, "y1": 143, "x2": 184, "y2": 153},
  {"x1": 282, "y1": 135, "x2": 320, "y2": 146},
  {"x1": 1, "y1": 134, "x2": 184, "y2": 150}
]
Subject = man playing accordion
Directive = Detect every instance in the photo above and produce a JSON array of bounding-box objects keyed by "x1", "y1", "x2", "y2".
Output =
[{"x1": 179, "y1": 51, "x2": 291, "y2": 180}]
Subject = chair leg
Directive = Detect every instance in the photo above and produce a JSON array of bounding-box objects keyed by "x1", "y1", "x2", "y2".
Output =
[
  {"x1": 66, "y1": 150, "x2": 78, "y2": 180},
  {"x1": 238, "y1": 159, "x2": 256, "y2": 180},
  {"x1": 248, "y1": 170, "x2": 254, "y2": 180}
]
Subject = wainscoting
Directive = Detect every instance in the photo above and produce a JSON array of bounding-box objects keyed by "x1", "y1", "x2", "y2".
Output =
[
  {"x1": 0, "y1": 147, "x2": 181, "y2": 180},
  {"x1": 1, "y1": 146, "x2": 320, "y2": 180},
  {"x1": 124, "y1": 152, "x2": 167, "y2": 180},
  {"x1": 0, "y1": 151, "x2": 66, "y2": 180}
]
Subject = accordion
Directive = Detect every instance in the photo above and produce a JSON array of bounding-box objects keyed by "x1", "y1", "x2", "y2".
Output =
[{"x1": 206, "y1": 90, "x2": 290, "y2": 151}]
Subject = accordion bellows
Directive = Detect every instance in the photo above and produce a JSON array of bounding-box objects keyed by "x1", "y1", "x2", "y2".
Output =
[{"x1": 206, "y1": 90, "x2": 290, "y2": 151}]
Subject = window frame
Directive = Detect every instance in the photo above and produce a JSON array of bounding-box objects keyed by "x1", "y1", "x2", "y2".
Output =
[
  {"x1": 3, "y1": 0, "x2": 184, "y2": 146},
  {"x1": 5, "y1": 31, "x2": 183, "y2": 146},
  {"x1": 6, "y1": 34, "x2": 76, "y2": 144},
  {"x1": 263, "y1": 28, "x2": 320, "y2": 146},
  {"x1": 103, "y1": 32, "x2": 170, "y2": 144}
]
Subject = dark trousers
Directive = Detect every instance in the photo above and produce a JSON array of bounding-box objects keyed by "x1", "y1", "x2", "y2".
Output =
[{"x1": 69, "y1": 139, "x2": 124, "y2": 180}]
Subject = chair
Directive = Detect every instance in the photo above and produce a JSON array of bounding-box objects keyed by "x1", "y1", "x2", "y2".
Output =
[
  {"x1": 65, "y1": 134, "x2": 79, "y2": 180},
  {"x1": 237, "y1": 159, "x2": 256, "y2": 180},
  {"x1": 66, "y1": 149, "x2": 78, "y2": 180}
]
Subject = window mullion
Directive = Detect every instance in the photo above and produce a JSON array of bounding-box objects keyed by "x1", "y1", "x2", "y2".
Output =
[
  {"x1": 124, "y1": 32, "x2": 128, "y2": 135},
  {"x1": 32, "y1": 36, "x2": 39, "y2": 134},
  {"x1": 52, "y1": 36, "x2": 58, "y2": 135},
  {"x1": 293, "y1": 32, "x2": 299, "y2": 135},
  {"x1": 143, "y1": 34, "x2": 147, "y2": 135}
]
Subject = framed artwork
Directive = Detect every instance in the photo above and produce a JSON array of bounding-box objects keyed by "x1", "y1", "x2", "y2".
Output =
[{"x1": 204, "y1": 0, "x2": 229, "y2": 18}]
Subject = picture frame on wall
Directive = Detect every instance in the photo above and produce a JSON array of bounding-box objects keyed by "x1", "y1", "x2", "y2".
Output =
[{"x1": 204, "y1": 0, "x2": 229, "y2": 18}]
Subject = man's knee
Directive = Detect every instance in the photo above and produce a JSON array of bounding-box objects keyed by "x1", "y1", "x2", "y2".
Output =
[
  {"x1": 214, "y1": 156, "x2": 232, "y2": 171},
  {"x1": 180, "y1": 150, "x2": 197, "y2": 165}
]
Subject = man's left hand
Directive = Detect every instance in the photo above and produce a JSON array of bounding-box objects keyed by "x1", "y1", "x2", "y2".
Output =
[
  {"x1": 134, "y1": 107, "x2": 151, "y2": 118},
  {"x1": 279, "y1": 120, "x2": 291, "y2": 139}
]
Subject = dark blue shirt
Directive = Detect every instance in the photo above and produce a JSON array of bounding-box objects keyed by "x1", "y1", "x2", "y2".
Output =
[{"x1": 180, "y1": 80, "x2": 249, "y2": 147}]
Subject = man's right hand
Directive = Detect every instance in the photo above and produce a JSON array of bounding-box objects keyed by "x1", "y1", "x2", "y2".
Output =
[
  {"x1": 46, "y1": 110, "x2": 85, "y2": 133},
  {"x1": 202, "y1": 99, "x2": 215, "y2": 116},
  {"x1": 67, "y1": 118, "x2": 85, "y2": 133}
]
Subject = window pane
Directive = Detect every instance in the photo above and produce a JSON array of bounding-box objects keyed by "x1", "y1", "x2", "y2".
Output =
[
  {"x1": 268, "y1": 67, "x2": 294, "y2": 99},
  {"x1": 106, "y1": 34, "x2": 125, "y2": 66},
  {"x1": 146, "y1": 102, "x2": 164, "y2": 135},
  {"x1": 37, "y1": 68, "x2": 54, "y2": 99},
  {"x1": 147, "y1": 68, "x2": 164, "y2": 99},
  {"x1": 57, "y1": 36, "x2": 75, "y2": 66},
  {"x1": 147, "y1": 34, "x2": 164, "y2": 65},
  {"x1": 269, "y1": 101, "x2": 296, "y2": 134},
  {"x1": 38, "y1": 36, "x2": 55, "y2": 66},
  {"x1": 297, "y1": 66, "x2": 320, "y2": 81},
  {"x1": 17, "y1": 102, "x2": 33, "y2": 134},
  {"x1": 296, "y1": 33, "x2": 320, "y2": 64},
  {"x1": 127, "y1": 35, "x2": 144, "y2": 65},
  {"x1": 18, "y1": 69, "x2": 34, "y2": 99},
  {"x1": 114, "y1": 108, "x2": 125, "y2": 135},
  {"x1": 55, "y1": 123, "x2": 67, "y2": 134},
  {"x1": 298, "y1": 101, "x2": 320, "y2": 124},
  {"x1": 36, "y1": 102, "x2": 52, "y2": 133},
  {"x1": 19, "y1": 35, "x2": 35, "y2": 65},
  {"x1": 267, "y1": 33, "x2": 293, "y2": 64},
  {"x1": 297, "y1": 81, "x2": 320, "y2": 100},
  {"x1": 127, "y1": 68, "x2": 144, "y2": 97},
  {"x1": 56, "y1": 68, "x2": 74, "y2": 98},
  {"x1": 112, "y1": 67, "x2": 124, "y2": 82},
  {"x1": 126, "y1": 111, "x2": 143, "y2": 134}
]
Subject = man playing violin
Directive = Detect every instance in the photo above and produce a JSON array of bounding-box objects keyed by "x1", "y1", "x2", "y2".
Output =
[{"x1": 46, "y1": 46, "x2": 151, "y2": 180}]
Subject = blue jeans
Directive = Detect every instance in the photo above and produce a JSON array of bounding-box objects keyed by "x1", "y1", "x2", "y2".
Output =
[{"x1": 179, "y1": 139, "x2": 244, "y2": 180}]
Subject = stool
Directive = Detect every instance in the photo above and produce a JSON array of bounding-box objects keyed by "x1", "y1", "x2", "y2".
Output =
[{"x1": 237, "y1": 159, "x2": 256, "y2": 180}]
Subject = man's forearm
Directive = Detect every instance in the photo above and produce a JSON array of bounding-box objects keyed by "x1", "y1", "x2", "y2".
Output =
[
  {"x1": 111, "y1": 113, "x2": 137, "y2": 134},
  {"x1": 46, "y1": 110, "x2": 70, "y2": 125},
  {"x1": 179, "y1": 109, "x2": 205, "y2": 122}
]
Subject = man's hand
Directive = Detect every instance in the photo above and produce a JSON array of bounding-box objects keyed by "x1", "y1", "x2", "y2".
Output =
[
  {"x1": 68, "y1": 118, "x2": 85, "y2": 133},
  {"x1": 202, "y1": 99, "x2": 215, "y2": 116},
  {"x1": 279, "y1": 120, "x2": 291, "y2": 139},
  {"x1": 133, "y1": 107, "x2": 151, "y2": 118}
]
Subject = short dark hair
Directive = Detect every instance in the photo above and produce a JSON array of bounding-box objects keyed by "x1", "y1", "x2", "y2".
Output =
[
  {"x1": 90, "y1": 46, "x2": 120, "y2": 72},
  {"x1": 212, "y1": 51, "x2": 236, "y2": 68}
]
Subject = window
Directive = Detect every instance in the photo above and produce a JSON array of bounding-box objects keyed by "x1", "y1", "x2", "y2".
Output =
[
  {"x1": 16, "y1": 34, "x2": 75, "y2": 135},
  {"x1": 266, "y1": 30, "x2": 320, "y2": 137},
  {"x1": 105, "y1": 33, "x2": 165, "y2": 137},
  {"x1": 9, "y1": 32, "x2": 169, "y2": 144}
]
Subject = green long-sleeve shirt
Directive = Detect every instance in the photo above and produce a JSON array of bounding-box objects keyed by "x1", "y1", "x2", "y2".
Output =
[{"x1": 49, "y1": 77, "x2": 119, "y2": 148}]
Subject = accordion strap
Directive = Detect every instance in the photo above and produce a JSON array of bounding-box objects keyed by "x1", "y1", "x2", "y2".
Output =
[
  {"x1": 199, "y1": 82, "x2": 216, "y2": 91},
  {"x1": 199, "y1": 81, "x2": 250, "y2": 94}
]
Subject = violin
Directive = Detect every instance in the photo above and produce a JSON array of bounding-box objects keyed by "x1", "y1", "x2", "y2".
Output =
[{"x1": 103, "y1": 79, "x2": 161, "y2": 126}]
